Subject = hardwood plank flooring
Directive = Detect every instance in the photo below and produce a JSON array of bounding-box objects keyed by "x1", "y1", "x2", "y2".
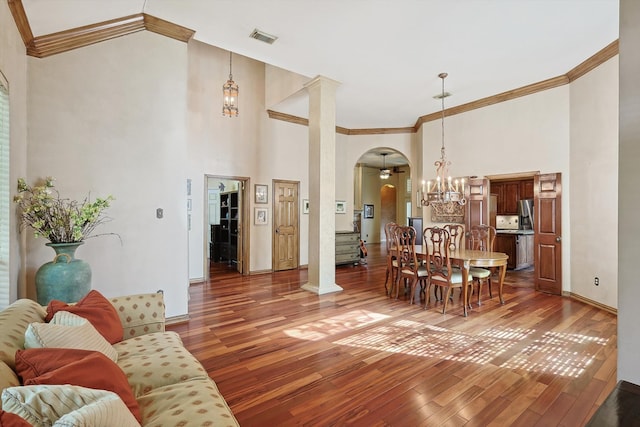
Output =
[{"x1": 168, "y1": 244, "x2": 617, "y2": 426}]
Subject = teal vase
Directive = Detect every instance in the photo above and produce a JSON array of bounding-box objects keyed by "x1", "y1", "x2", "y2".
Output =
[{"x1": 35, "y1": 242, "x2": 92, "y2": 306}]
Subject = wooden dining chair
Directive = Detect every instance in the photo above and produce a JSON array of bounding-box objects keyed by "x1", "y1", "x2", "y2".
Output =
[
  {"x1": 424, "y1": 226, "x2": 472, "y2": 314},
  {"x1": 468, "y1": 224, "x2": 497, "y2": 305},
  {"x1": 443, "y1": 224, "x2": 465, "y2": 251},
  {"x1": 383, "y1": 222, "x2": 399, "y2": 296},
  {"x1": 391, "y1": 226, "x2": 428, "y2": 304}
]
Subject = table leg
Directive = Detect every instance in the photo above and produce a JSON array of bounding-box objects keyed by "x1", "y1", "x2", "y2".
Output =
[
  {"x1": 498, "y1": 263, "x2": 507, "y2": 304},
  {"x1": 462, "y1": 260, "x2": 470, "y2": 317}
]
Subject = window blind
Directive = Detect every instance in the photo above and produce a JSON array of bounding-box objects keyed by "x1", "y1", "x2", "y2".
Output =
[{"x1": 0, "y1": 76, "x2": 10, "y2": 309}]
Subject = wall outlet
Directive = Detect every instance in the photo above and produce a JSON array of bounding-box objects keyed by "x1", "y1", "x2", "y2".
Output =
[{"x1": 594, "y1": 277, "x2": 599, "y2": 286}]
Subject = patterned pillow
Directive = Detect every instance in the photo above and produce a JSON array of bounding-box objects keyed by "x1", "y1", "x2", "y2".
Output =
[
  {"x1": 0, "y1": 361, "x2": 20, "y2": 411},
  {"x1": 1, "y1": 385, "x2": 140, "y2": 427},
  {"x1": 0, "y1": 299, "x2": 46, "y2": 369},
  {"x1": 24, "y1": 311, "x2": 118, "y2": 362},
  {"x1": 46, "y1": 290, "x2": 124, "y2": 344}
]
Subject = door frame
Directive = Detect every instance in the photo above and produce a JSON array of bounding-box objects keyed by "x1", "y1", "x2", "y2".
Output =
[{"x1": 203, "y1": 174, "x2": 251, "y2": 281}]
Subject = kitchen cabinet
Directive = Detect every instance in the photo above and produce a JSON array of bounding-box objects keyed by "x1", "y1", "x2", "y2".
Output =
[
  {"x1": 516, "y1": 234, "x2": 534, "y2": 269},
  {"x1": 491, "y1": 179, "x2": 534, "y2": 215},
  {"x1": 520, "y1": 180, "x2": 534, "y2": 200},
  {"x1": 495, "y1": 233, "x2": 534, "y2": 270},
  {"x1": 495, "y1": 234, "x2": 516, "y2": 269}
]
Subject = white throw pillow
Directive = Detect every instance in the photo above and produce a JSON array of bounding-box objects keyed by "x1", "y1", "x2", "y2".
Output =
[
  {"x1": 1, "y1": 385, "x2": 140, "y2": 427},
  {"x1": 24, "y1": 311, "x2": 118, "y2": 362}
]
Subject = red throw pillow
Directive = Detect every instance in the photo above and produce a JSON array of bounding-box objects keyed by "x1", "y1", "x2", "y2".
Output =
[
  {"x1": 0, "y1": 410, "x2": 31, "y2": 427},
  {"x1": 46, "y1": 290, "x2": 123, "y2": 344},
  {"x1": 15, "y1": 348, "x2": 141, "y2": 423}
]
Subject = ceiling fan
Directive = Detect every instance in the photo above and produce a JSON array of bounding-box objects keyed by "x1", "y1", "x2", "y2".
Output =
[{"x1": 379, "y1": 153, "x2": 391, "y2": 179}]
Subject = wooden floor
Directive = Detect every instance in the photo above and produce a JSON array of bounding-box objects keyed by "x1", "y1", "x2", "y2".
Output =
[{"x1": 168, "y1": 244, "x2": 617, "y2": 426}]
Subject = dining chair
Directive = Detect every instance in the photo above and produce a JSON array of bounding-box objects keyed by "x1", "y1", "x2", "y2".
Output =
[
  {"x1": 468, "y1": 224, "x2": 497, "y2": 305},
  {"x1": 383, "y1": 222, "x2": 399, "y2": 296},
  {"x1": 391, "y1": 225, "x2": 428, "y2": 304},
  {"x1": 443, "y1": 224, "x2": 465, "y2": 251},
  {"x1": 424, "y1": 226, "x2": 472, "y2": 314}
]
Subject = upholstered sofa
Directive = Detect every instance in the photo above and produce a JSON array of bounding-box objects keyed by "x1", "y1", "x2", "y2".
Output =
[{"x1": 0, "y1": 291, "x2": 239, "y2": 426}]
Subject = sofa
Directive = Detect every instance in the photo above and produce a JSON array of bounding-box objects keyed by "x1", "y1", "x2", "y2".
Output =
[{"x1": 0, "y1": 291, "x2": 239, "y2": 426}]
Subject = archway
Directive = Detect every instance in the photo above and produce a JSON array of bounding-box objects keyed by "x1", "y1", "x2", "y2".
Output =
[{"x1": 353, "y1": 148, "x2": 411, "y2": 245}]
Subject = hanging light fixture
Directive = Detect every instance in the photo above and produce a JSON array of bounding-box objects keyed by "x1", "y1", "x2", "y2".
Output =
[
  {"x1": 222, "y1": 51, "x2": 239, "y2": 117},
  {"x1": 421, "y1": 73, "x2": 466, "y2": 206},
  {"x1": 379, "y1": 153, "x2": 391, "y2": 179}
]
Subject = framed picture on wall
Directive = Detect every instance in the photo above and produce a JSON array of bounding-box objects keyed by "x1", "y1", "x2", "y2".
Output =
[
  {"x1": 255, "y1": 184, "x2": 268, "y2": 204},
  {"x1": 364, "y1": 204, "x2": 374, "y2": 218},
  {"x1": 255, "y1": 208, "x2": 268, "y2": 225}
]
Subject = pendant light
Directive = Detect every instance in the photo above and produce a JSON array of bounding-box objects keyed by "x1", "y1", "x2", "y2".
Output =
[
  {"x1": 222, "y1": 51, "x2": 239, "y2": 117},
  {"x1": 421, "y1": 73, "x2": 466, "y2": 206}
]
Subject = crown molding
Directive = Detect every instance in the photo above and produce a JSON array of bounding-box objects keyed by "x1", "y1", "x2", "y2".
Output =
[
  {"x1": 8, "y1": 1, "x2": 194, "y2": 58},
  {"x1": 143, "y1": 14, "x2": 195, "y2": 42},
  {"x1": 266, "y1": 110, "x2": 412, "y2": 135},
  {"x1": 413, "y1": 75, "x2": 569, "y2": 129},
  {"x1": 566, "y1": 39, "x2": 619, "y2": 82},
  {"x1": 7, "y1": 0, "x2": 33, "y2": 47}
]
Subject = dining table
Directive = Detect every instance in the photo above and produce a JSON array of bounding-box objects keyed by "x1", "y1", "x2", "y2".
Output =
[{"x1": 411, "y1": 245, "x2": 509, "y2": 317}]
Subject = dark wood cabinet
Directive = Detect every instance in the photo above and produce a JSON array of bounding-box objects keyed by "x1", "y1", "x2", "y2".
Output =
[
  {"x1": 491, "y1": 179, "x2": 534, "y2": 215},
  {"x1": 495, "y1": 234, "x2": 516, "y2": 269},
  {"x1": 520, "y1": 179, "x2": 534, "y2": 200}
]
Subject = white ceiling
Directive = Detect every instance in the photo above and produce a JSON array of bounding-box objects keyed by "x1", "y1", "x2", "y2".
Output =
[{"x1": 22, "y1": 0, "x2": 619, "y2": 143}]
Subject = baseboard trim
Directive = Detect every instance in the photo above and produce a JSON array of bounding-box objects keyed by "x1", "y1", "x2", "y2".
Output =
[
  {"x1": 166, "y1": 314, "x2": 190, "y2": 325},
  {"x1": 250, "y1": 265, "x2": 309, "y2": 275},
  {"x1": 568, "y1": 292, "x2": 617, "y2": 315},
  {"x1": 250, "y1": 269, "x2": 273, "y2": 275}
]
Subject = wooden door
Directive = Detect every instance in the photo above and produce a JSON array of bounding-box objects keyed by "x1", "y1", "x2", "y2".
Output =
[
  {"x1": 273, "y1": 180, "x2": 299, "y2": 271},
  {"x1": 465, "y1": 178, "x2": 490, "y2": 248},
  {"x1": 534, "y1": 173, "x2": 562, "y2": 295}
]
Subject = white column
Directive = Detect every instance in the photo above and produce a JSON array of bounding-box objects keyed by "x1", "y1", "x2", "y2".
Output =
[{"x1": 302, "y1": 76, "x2": 343, "y2": 295}]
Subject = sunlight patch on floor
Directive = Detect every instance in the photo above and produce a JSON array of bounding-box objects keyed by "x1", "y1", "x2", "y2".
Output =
[
  {"x1": 499, "y1": 331, "x2": 609, "y2": 377},
  {"x1": 330, "y1": 319, "x2": 608, "y2": 378},
  {"x1": 284, "y1": 310, "x2": 391, "y2": 341}
]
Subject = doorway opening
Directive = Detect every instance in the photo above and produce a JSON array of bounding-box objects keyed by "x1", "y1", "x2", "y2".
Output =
[
  {"x1": 205, "y1": 175, "x2": 250, "y2": 280},
  {"x1": 353, "y1": 148, "x2": 411, "y2": 245}
]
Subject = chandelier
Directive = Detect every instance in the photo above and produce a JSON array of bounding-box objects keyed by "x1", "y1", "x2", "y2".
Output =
[
  {"x1": 222, "y1": 51, "x2": 239, "y2": 117},
  {"x1": 421, "y1": 73, "x2": 466, "y2": 206}
]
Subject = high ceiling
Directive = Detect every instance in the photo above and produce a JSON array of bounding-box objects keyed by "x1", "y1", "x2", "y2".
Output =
[{"x1": 21, "y1": 0, "x2": 619, "y2": 133}]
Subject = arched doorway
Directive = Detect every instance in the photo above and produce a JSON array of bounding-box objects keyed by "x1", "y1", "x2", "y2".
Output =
[
  {"x1": 380, "y1": 184, "x2": 397, "y2": 240},
  {"x1": 354, "y1": 148, "x2": 411, "y2": 245}
]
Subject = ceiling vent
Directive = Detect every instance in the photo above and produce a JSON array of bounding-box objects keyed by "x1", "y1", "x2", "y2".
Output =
[{"x1": 249, "y1": 28, "x2": 278, "y2": 44}]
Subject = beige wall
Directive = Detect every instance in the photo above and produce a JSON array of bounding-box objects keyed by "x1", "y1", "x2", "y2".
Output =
[
  {"x1": 570, "y1": 56, "x2": 618, "y2": 308},
  {"x1": 26, "y1": 32, "x2": 190, "y2": 317},
  {"x1": 0, "y1": 1, "x2": 28, "y2": 303}
]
